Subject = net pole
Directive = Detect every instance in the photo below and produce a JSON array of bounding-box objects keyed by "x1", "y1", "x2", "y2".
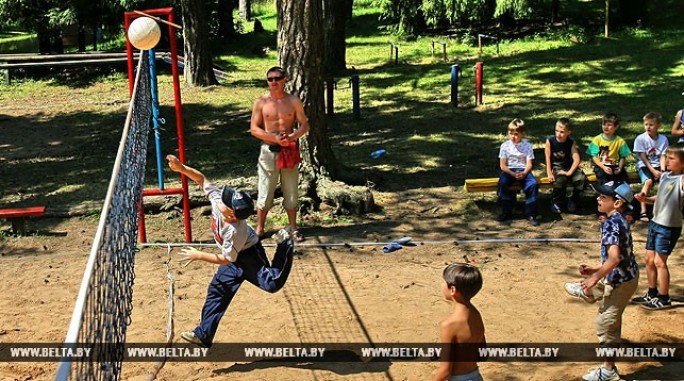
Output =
[
  {"x1": 148, "y1": 47, "x2": 165, "y2": 190},
  {"x1": 55, "y1": 53, "x2": 148, "y2": 381},
  {"x1": 167, "y1": 11, "x2": 192, "y2": 243}
]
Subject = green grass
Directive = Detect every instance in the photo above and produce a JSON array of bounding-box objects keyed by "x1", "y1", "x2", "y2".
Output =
[
  {"x1": 0, "y1": 32, "x2": 38, "y2": 53},
  {"x1": 2, "y1": 0, "x2": 684, "y2": 212}
]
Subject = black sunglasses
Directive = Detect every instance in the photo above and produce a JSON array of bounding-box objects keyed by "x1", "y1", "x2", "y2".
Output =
[{"x1": 267, "y1": 76, "x2": 284, "y2": 82}]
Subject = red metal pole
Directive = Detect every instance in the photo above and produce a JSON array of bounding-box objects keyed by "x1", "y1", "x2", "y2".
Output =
[
  {"x1": 475, "y1": 62, "x2": 484, "y2": 106},
  {"x1": 138, "y1": 200, "x2": 147, "y2": 243},
  {"x1": 167, "y1": 11, "x2": 193, "y2": 243},
  {"x1": 127, "y1": 8, "x2": 193, "y2": 244},
  {"x1": 124, "y1": 14, "x2": 134, "y2": 96},
  {"x1": 142, "y1": 188, "x2": 185, "y2": 196}
]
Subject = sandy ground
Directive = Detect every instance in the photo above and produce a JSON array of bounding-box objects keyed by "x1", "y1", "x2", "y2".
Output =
[{"x1": 1, "y1": 189, "x2": 682, "y2": 381}]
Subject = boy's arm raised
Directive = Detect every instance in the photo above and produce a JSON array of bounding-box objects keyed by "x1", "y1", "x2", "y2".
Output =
[{"x1": 166, "y1": 154, "x2": 207, "y2": 188}]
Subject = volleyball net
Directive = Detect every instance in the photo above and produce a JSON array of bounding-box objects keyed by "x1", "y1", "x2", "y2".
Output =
[{"x1": 55, "y1": 51, "x2": 152, "y2": 380}]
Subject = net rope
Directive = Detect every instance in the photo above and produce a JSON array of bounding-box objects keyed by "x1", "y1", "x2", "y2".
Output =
[{"x1": 55, "y1": 51, "x2": 152, "y2": 381}]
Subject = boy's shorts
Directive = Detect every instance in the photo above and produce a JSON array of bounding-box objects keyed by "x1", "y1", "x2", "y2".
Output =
[
  {"x1": 638, "y1": 167, "x2": 661, "y2": 184},
  {"x1": 646, "y1": 221, "x2": 682, "y2": 255},
  {"x1": 449, "y1": 368, "x2": 483, "y2": 381}
]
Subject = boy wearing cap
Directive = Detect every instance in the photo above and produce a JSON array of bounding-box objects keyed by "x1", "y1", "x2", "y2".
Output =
[
  {"x1": 166, "y1": 155, "x2": 294, "y2": 348},
  {"x1": 563, "y1": 181, "x2": 639, "y2": 381}
]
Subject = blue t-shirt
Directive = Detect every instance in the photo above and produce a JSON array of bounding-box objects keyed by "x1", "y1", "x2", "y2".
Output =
[{"x1": 600, "y1": 213, "x2": 638, "y2": 285}]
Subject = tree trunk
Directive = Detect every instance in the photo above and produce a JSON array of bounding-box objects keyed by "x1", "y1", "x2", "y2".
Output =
[
  {"x1": 277, "y1": 0, "x2": 374, "y2": 215},
  {"x1": 217, "y1": 0, "x2": 236, "y2": 40},
  {"x1": 278, "y1": 0, "x2": 337, "y2": 179},
  {"x1": 323, "y1": 0, "x2": 347, "y2": 76},
  {"x1": 239, "y1": 0, "x2": 252, "y2": 21},
  {"x1": 50, "y1": 28, "x2": 64, "y2": 54},
  {"x1": 180, "y1": 0, "x2": 219, "y2": 86},
  {"x1": 37, "y1": 28, "x2": 51, "y2": 54},
  {"x1": 77, "y1": 21, "x2": 86, "y2": 52},
  {"x1": 551, "y1": 0, "x2": 560, "y2": 23},
  {"x1": 344, "y1": 0, "x2": 354, "y2": 21},
  {"x1": 605, "y1": 0, "x2": 610, "y2": 37}
]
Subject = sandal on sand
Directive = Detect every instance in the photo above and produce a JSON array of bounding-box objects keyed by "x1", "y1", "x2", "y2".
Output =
[
  {"x1": 639, "y1": 213, "x2": 650, "y2": 223},
  {"x1": 292, "y1": 230, "x2": 306, "y2": 242}
]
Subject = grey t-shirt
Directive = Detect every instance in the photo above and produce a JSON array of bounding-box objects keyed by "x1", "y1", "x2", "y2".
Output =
[
  {"x1": 652, "y1": 172, "x2": 684, "y2": 228},
  {"x1": 203, "y1": 182, "x2": 259, "y2": 262}
]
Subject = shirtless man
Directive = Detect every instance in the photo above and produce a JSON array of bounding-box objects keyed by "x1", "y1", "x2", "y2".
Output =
[{"x1": 250, "y1": 66, "x2": 310, "y2": 242}]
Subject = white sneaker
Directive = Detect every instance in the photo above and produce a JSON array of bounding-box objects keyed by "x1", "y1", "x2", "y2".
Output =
[
  {"x1": 180, "y1": 331, "x2": 208, "y2": 348},
  {"x1": 582, "y1": 365, "x2": 621, "y2": 381},
  {"x1": 272, "y1": 228, "x2": 291, "y2": 244},
  {"x1": 564, "y1": 282, "x2": 596, "y2": 303}
]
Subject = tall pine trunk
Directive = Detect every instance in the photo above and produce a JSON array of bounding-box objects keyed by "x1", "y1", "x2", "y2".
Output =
[
  {"x1": 180, "y1": 0, "x2": 218, "y2": 86},
  {"x1": 278, "y1": 0, "x2": 339, "y2": 179},
  {"x1": 218, "y1": 0, "x2": 236, "y2": 41},
  {"x1": 239, "y1": 0, "x2": 252, "y2": 21},
  {"x1": 323, "y1": 0, "x2": 347, "y2": 76},
  {"x1": 277, "y1": 0, "x2": 374, "y2": 216}
]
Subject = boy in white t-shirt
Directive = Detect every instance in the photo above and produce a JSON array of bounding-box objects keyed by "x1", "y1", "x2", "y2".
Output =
[
  {"x1": 166, "y1": 155, "x2": 294, "y2": 348},
  {"x1": 497, "y1": 118, "x2": 539, "y2": 226},
  {"x1": 633, "y1": 112, "x2": 669, "y2": 222}
]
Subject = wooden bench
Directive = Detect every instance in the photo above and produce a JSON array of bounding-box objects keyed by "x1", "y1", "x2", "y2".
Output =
[
  {"x1": 464, "y1": 171, "x2": 641, "y2": 193},
  {"x1": 0, "y1": 206, "x2": 47, "y2": 234}
]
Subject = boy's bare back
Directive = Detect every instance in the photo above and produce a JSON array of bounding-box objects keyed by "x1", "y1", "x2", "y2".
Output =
[{"x1": 440, "y1": 303, "x2": 485, "y2": 377}]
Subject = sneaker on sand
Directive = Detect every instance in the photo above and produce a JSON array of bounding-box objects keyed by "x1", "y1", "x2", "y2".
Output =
[
  {"x1": 640, "y1": 296, "x2": 673, "y2": 311},
  {"x1": 630, "y1": 293, "x2": 654, "y2": 305},
  {"x1": 180, "y1": 331, "x2": 208, "y2": 348},
  {"x1": 528, "y1": 216, "x2": 540, "y2": 226},
  {"x1": 551, "y1": 203, "x2": 562, "y2": 214},
  {"x1": 564, "y1": 282, "x2": 596, "y2": 303},
  {"x1": 582, "y1": 365, "x2": 621, "y2": 381},
  {"x1": 272, "y1": 228, "x2": 292, "y2": 244},
  {"x1": 567, "y1": 199, "x2": 578, "y2": 213}
]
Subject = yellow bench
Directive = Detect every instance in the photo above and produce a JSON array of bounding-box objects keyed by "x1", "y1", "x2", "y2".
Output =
[{"x1": 464, "y1": 171, "x2": 641, "y2": 193}]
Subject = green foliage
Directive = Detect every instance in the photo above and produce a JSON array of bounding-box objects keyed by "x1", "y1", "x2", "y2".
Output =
[
  {"x1": 494, "y1": 0, "x2": 537, "y2": 19},
  {"x1": 423, "y1": 0, "x2": 496, "y2": 28},
  {"x1": 374, "y1": 0, "x2": 425, "y2": 35},
  {"x1": 0, "y1": 32, "x2": 38, "y2": 53}
]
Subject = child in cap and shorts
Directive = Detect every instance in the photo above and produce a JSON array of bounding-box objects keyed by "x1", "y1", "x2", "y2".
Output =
[
  {"x1": 563, "y1": 181, "x2": 639, "y2": 381},
  {"x1": 632, "y1": 142, "x2": 684, "y2": 310}
]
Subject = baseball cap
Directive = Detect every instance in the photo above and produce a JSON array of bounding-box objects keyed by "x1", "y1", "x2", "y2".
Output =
[
  {"x1": 590, "y1": 181, "x2": 634, "y2": 207},
  {"x1": 221, "y1": 186, "x2": 255, "y2": 220}
]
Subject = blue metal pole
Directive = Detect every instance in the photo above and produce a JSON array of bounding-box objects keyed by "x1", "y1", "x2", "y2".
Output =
[
  {"x1": 351, "y1": 74, "x2": 360, "y2": 119},
  {"x1": 451, "y1": 64, "x2": 459, "y2": 107},
  {"x1": 148, "y1": 48, "x2": 165, "y2": 190}
]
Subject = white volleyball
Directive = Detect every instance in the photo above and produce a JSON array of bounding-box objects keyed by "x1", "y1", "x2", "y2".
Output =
[{"x1": 128, "y1": 17, "x2": 161, "y2": 50}]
